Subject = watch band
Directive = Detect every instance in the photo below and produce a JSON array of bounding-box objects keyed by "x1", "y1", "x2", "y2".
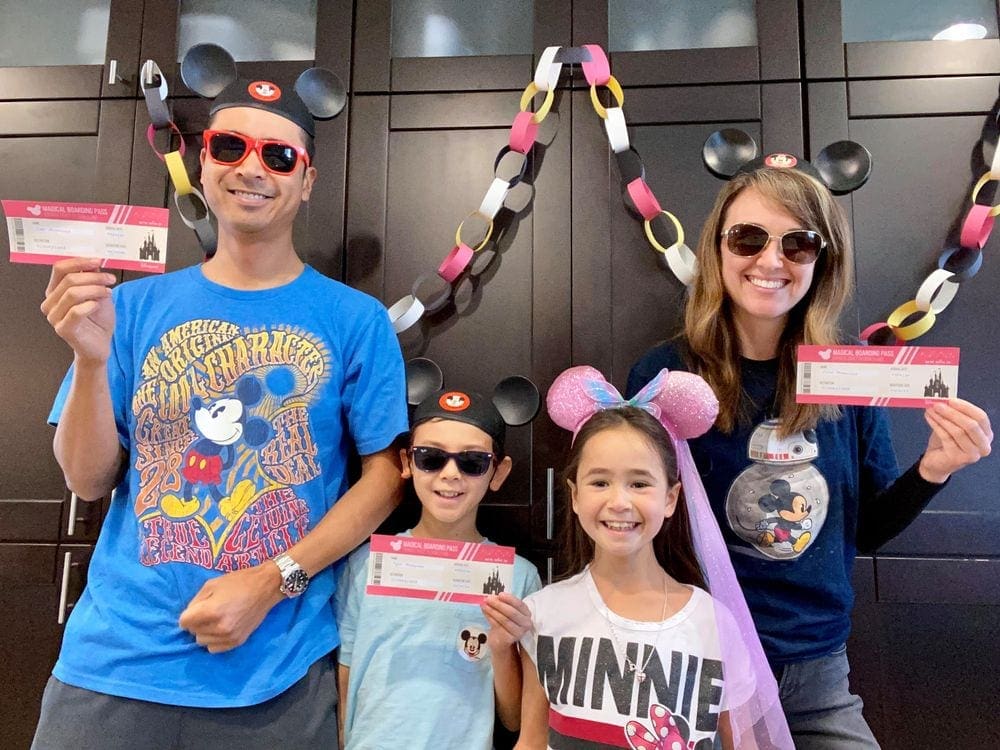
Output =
[{"x1": 273, "y1": 552, "x2": 309, "y2": 598}]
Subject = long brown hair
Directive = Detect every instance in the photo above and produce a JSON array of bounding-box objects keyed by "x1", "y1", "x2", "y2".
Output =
[
  {"x1": 559, "y1": 408, "x2": 706, "y2": 589},
  {"x1": 684, "y1": 168, "x2": 853, "y2": 435}
]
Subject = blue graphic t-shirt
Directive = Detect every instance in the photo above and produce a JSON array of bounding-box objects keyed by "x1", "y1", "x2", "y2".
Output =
[{"x1": 48, "y1": 264, "x2": 408, "y2": 707}]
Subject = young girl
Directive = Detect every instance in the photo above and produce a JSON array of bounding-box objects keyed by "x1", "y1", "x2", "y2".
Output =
[
  {"x1": 627, "y1": 166, "x2": 994, "y2": 748},
  {"x1": 516, "y1": 366, "x2": 792, "y2": 750}
]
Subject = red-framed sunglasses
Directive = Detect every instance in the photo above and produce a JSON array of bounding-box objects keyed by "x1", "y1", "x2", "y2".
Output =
[{"x1": 202, "y1": 130, "x2": 310, "y2": 175}]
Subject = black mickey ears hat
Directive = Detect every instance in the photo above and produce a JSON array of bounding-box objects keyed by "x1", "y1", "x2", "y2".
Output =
[
  {"x1": 181, "y1": 43, "x2": 346, "y2": 137},
  {"x1": 405, "y1": 358, "x2": 541, "y2": 456},
  {"x1": 702, "y1": 128, "x2": 873, "y2": 195}
]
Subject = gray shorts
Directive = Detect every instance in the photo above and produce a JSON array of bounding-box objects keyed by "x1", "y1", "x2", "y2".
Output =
[{"x1": 31, "y1": 653, "x2": 338, "y2": 750}]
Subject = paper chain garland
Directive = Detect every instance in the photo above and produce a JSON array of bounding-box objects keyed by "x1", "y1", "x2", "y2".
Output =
[
  {"x1": 137, "y1": 46, "x2": 988, "y2": 344},
  {"x1": 860, "y1": 147, "x2": 994, "y2": 343},
  {"x1": 386, "y1": 44, "x2": 697, "y2": 334},
  {"x1": 141, "y1": 60, "x2": 217, "y2": 256}
]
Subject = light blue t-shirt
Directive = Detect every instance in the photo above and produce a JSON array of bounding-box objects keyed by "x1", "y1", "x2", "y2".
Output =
[
  {"x1": 336, "y1": 531, "x2": 542, "y2": 750},
  {"x1": 48, "y1": 264, "x2": 408, "y2": 707}
]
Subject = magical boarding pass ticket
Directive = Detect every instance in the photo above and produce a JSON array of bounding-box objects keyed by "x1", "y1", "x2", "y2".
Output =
[
  {"x1": 796, "y1": 345, "x2": 959, "y2": 408},
  {"x1": 366, "y1": 534, "x2": 515, "y2": 604},
  {"x1": 3, "y1": 200, "x2": 169, "y2": 273}
]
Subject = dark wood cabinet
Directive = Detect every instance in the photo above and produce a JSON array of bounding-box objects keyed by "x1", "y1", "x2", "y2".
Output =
[
  {"x1": 570, "y1": 81, "x2": 804, "y2": 387},
  {"x1": 803, "y1": 0, "x2": 1000, "y2": 78},
  {"x1": 573, "y1": 0, "x2": 799, "y2": 85},
  {"x1": 0, "y1": 0, "x2": 144, "y2": 100},
  {"x1": 137, "y1": 0, "x2": 354, "y2": 101},
  {"x1": 2, "y1": 2, "x2": 1000, "y2": 748},
  {"x1": 345, "y1": 90, "x2": 572, "y2": 556},
  {"x1": 352, "y1": 0, "x2": 571, "y2": 92},
  {"x1": 0, "y1": 498, "x2": 103, "y2": 749},
  {"x1": 816, "y1": 76, "x2": 1000, "y2": 558},
  {"x1": 810, "y1": 67, "x2": 1000, "y2": 750}
]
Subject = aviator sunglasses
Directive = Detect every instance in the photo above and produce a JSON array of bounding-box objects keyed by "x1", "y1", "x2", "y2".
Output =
[
  {"x1": 721, "y1": 222, "x2": 826, "y2": 265},
  {"x1": 203, "y1": 130, "x2": 310, "y2": 175},
  {"x1": 409, "y1": 446, "x2": 495, "y2": 477}
]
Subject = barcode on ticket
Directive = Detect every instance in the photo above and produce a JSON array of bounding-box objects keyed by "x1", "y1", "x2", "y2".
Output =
[
  {"x1": 11, "y1": 219, "x2": 25, "y2": 253},
  {"x1": 369, "y1": 552, "x2": 383, "y2": 585}
]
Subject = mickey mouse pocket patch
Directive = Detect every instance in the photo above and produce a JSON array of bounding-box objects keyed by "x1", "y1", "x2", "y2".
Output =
[{"x1": 457, "y1": 626, "x2": 489, "y2": 662}]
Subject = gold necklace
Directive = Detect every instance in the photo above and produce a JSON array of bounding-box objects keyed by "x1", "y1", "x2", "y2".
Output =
[{"x1": 604, "y1": 574, "x2": 670, "y2": 684}]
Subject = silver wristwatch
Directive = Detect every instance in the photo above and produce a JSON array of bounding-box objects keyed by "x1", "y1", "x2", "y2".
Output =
[{"x1": 273, "y1": 552, "x2": 309, "y2": 598}]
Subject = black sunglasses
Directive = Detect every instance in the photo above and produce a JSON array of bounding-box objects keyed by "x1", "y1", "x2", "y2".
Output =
[
  {"x1": 721, "y1": 222, "x2": 826, "y2": 265},
  {"x1": 409, "y1": 446, "x2": 495, "y2": 477},
  {"x1": 203, "y1": 129, "x2": 310, "y2": 175}
]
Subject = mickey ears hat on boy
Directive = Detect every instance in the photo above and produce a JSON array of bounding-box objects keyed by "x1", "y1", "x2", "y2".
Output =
[
  {"x1": 702, "y1": 128, "x2": 873, "y2": 195},
  {"x1": 406, "y1": 358, "x2": 540, "y2": 453},
  {"x1": 180, "y1": 43, "x2": 346, "y2": 137}
]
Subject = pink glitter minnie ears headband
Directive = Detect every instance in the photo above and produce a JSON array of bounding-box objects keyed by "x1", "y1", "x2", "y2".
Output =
[
  {"x1": 546, "y1": 365, "x2": 718, "y2": 442},
  {"x1": 546, "y1": 366, "x2": 794, "y2": 750}
]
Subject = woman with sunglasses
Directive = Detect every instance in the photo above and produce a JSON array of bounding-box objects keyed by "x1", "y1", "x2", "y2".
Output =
[{"x1": 627, "y1": 166, "x2": 993, "y2": 749}]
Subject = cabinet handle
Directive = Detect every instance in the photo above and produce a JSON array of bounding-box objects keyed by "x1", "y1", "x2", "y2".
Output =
[
  {"x1": 546, "y1": 556, "x2": 553, "y2": 585},
  {"x1": 107, "y1": 58, "x2": 125, "y2": 85},
  {"x1": 66, "y1": 492, "x2": 79, "y2": 536},
  {"x1": 57, "y1": 551, "x2": 73, "y2": 625},
  {"x1": 545, "y1": 467, "x2": 554, "y2": 540}
]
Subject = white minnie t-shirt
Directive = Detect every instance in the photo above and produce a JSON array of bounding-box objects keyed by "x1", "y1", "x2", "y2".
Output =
[{"x1": 520, "y1": 568, "x2": 755, "y2": 749}]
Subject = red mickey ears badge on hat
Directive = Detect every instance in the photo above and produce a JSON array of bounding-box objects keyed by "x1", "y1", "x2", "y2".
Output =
[
  {"x1": 248, "y1": 81, "x2": 281, "y2": 102},
  {"x1": 764, "y1": 153, "x2": 798, "y2": 169},
  {"x1": 439, "y1": 391, "x2": 471, "y2": 412}
]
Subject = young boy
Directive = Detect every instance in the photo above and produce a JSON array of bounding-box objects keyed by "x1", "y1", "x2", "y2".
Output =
[{"x1": 335, "y1": 388, "x2": 542, "y2": 749}]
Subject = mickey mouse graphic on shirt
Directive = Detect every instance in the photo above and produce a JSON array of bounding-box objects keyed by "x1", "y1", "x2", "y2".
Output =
[
  {"x1": 159, "y1": 374, "x2": 272, "y2": 527},
  {"x1": 133, "y1": 320, "x2": 330, "y2": 571},
  {"x1": 755, "y1": 478, "x2": 815, "y2": 554},
  {"x1": 725, "y1": 419, "x2": 829, "y2": 561}
]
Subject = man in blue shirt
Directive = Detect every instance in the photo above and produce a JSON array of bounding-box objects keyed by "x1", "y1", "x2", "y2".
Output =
[{"x1": 34, "y1": 77, "x2": 408, "y2": 749}]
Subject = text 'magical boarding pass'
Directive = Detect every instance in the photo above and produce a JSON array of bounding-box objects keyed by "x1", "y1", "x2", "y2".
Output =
[
  {"x1": 366, "y1": 534, "x2": 515, "y2": 604},
  {"x1": 796, "y1": 345, "x2": 959, "y2": 408}
]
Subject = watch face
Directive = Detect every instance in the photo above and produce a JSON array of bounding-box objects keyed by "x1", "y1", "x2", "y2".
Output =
[{"x1": 282, "y1": 569, "x2": 309, "y2": 596}]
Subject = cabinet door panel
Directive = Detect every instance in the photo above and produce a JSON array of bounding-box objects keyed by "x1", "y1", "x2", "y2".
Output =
[
  {"x1": 803, "y1": 0, "x2": 1000, "y2": 78},
  {"x1": 139, "y1": 1, "x2": 352, "y2": 97},
  {"x1": 875, "y1": 596, "x2": 1000, "y2": 749},
  {"x1": 0, "y1": 575, "x2": 63, "y2": 750},
  {"x1": 0, "y1": 543, "x2": 93, "y2": 750},
  {"x1": 0, "y1": 0, "x2": 143, "y2": 100},
  {"x1": 570, "y1": 83, "x2": 793, "y2": 389},
  {"x1": 809, "y1": 73, "x2": 1000, "y2": 748},
  {"x1": 847, "y1": 113, "x2": 1000, "y2": 555},
  {"x1": 346, "y1": 92, "x2": 571, "y2": 547},
  {"x1": 0, "y1": 500, "x2": 63, "y2": 542},
  {"x1": 0, "y1": 101, "x2": 135, "y2": 500},
  {"x1": 353, "y1": 0, "x2": 570, "y2": 92},
  {"x1": 574, "y1": 0, "x2": 798, "y2": 84}
]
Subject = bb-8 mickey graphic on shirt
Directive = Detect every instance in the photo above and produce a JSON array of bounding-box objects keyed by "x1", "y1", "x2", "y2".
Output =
[{"x1": 726, "y1": 418, "x2": 828, "y2": 560}]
